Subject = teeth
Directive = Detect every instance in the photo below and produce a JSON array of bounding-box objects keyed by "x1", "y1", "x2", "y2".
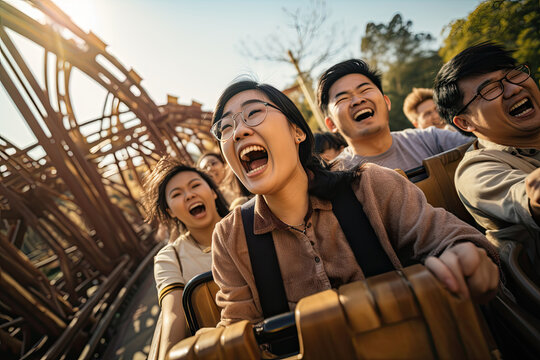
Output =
[
  {"x1": 354, "y1": 108, "x2": 373, "y2": 120},
  {"x1": 189, "y1": 202, "x2": 203, "y2": 211},
  {"x1": 510, "y1": 98, "x2": 528, "y2": 112},
  {"x1": 247, "y1": 164, "x2": 266, "y2": 174},
  {"x1": 240, "y1": 145, "x2": 266, "y2": 160},
  {"x1": 515, "y1": 108, "x2": 533, "y2": 117},
  {"x1": 355, "y1": 109, "x2": 371, "y2": 116}
]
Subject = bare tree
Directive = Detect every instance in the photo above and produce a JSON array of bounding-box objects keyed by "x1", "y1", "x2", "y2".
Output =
[
  {"x1": 240, "y1": 0, "x2": 347, "y2": 73},
  {"x1": 239, "y1": 0, "x2": 351, "y2": 130}
]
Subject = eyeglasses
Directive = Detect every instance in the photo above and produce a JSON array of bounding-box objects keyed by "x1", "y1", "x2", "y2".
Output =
[
  {"x1": 455, "y1": 64, "x2": 530, "y2": 117},
  {"x1": 211, "y1": 101, "x2": 280, "y2": 142}
]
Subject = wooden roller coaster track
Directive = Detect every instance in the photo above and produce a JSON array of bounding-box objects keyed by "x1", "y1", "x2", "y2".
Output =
[{"x1": 0, "y1": 0, "x2": 215, "y2": 358}]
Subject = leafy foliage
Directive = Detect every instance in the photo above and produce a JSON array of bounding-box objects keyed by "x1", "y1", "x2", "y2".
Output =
[{"x1": 440, "y1": 0, "x2": 540, "y2": 82}]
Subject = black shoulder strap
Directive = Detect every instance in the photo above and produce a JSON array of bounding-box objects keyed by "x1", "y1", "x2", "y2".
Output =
[
  {"x1": 331, "y1": 184, "x2": 394, "y2": 277},
  {"x1": 241, "y1": 198, "x2": 289, "y2": 318},
  {"x1": 242, "y1": 185, "x2": 395, "y2": 318}
]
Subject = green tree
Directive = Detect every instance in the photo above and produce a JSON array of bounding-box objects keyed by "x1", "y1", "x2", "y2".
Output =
[
  {"x1": 440, "y1": 0, "x2": 540, "y2": 82},
  {"x1": 361, "y1": 14, "x2": 442, "y2": 130}
]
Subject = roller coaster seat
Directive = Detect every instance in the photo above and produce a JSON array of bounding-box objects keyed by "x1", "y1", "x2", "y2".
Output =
[
  {"x1": 171, "y1": 264, "x2": 498, "y2": 360},
  {"x1": 182, "y1": 271, "x2": 221, "y2": 334},
  {"x1": 402, "y1": 140, "x2": 477, "y2": 227}
]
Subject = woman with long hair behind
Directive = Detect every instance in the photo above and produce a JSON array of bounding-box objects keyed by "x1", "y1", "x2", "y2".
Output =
[{"x1": 143, "y1": 157, "x2": 228, "y2": 359}]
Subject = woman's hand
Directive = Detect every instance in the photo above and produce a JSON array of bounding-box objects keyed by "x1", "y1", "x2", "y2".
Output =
[{"x1": 425, "y1": 242, "x2": 499, "y2": 303}]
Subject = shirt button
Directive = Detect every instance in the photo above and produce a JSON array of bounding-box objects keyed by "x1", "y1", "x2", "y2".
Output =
[
  {"x1": 307, "y1": 223, "x2": 312, "y2": 228},
  {"x1": 310, "y1": 241, "x2": 315, "y2": 246},
  {"x1": 315, "y1": 256, "x2": 320, "y2": 263}
]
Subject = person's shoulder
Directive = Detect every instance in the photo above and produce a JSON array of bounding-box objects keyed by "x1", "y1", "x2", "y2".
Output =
[
  {"x1": 455, "y1": 140, "x2": 512, "y2": 184},
  {"x1": 403, "y1": 126, "x2": 454, "y2": 137},
  {"x1": 353, "y1": 163, "x2": 415, "y2": 204},
  {"x1": 329, "y1": 146, "x2": 360, "y2": 171},
  {"x1": 391, "y1": 127, "x2": 430, "y2": 142},
  {"x1": 427, "y1": 125, "x2": 472, "y2": 141},
  {"x1": 357, "y1": 162, "x2": 408, "y2": 185},
  {"x1": 154, "y1": 241, "x2": 179, "y2": 262},
  {"x1": 411, "y1": 126, "x2": 472, "y2": 149},
  {"x1": 460, "y1": 139, "x2": 507, "y2": 163},
  {"x1": 407, "y1": 126, "x2": 444, "y2": 139},
  {"x1": 330, "y1": 146, "x2": 352, "y2": 161},
  {"x1": 156, "y1": 242, "x2": 176, "y2": 257},
  {"x1": 458, "y1": 146, "x2": 518, "y2": 178},
  {"x1": 392, "y1": 127, "x2": 418, "y2": 137},
  {"x1": 220, "y1": 204, "x2": 241, "y2": 225},
  {"x1": 214, "y1": 205, "x2": 242, "y2": 240}
]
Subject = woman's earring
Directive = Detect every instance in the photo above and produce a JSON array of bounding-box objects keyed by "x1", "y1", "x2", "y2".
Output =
[{"x1": 297, "y1": 137, "x2": 301, "y2": 142}]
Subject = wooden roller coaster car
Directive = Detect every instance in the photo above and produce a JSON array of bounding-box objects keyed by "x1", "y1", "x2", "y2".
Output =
[{"x1": 170, "y1": 264, "x2": 498, "y2": 360}]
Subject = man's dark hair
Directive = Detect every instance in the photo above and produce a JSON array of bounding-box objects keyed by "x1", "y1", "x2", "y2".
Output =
[
  {"x1": 317, "y1": 59, "x2": 383, "y2": 115},
  {"x1": 433, "y1": 41, "x2": 516, "y2": 124}
]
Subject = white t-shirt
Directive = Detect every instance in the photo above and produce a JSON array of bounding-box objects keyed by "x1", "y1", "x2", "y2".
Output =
[{"x1": 153, "y1": 232, "x2": 212, "y2": 305}]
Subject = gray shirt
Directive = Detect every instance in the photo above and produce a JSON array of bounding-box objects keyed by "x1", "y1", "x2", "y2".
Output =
[{"x1": 329, "y1": 127, "x2": 472, "y2": 172}]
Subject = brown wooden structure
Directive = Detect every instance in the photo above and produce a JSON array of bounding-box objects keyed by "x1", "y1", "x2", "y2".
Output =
[
  {"x1": 0, "y1": 0, "x2": 215, "y2": 358},
  {"x1": 170, "y1": 265, "x2": 497, "y2": 360}
]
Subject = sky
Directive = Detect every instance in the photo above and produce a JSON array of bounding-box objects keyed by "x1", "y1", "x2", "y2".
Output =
[{"x1": 0, "y1": 0, "x2": 483, "y2": 150}]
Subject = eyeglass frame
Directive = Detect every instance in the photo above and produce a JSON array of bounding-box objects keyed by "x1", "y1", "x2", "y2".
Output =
[
  {"x1": 454, "y1": 64, "x2": 530, "y2": 117},
  {"x1": 211, "y1": 100, "x2": 281, "y2": 142}
]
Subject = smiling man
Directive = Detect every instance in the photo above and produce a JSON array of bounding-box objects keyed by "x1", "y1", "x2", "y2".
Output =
[
  {"x1": 403, "y1": 87, "x2": 455, "y2": 131},
  {"x1": 434, "y1": 42, "x2": 540, "y2": 265},
  {"x1": 317, "y1": 59, "x2": 471, "y2": 174}
]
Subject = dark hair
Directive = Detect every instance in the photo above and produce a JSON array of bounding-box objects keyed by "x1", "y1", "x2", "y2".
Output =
[
  {"x1": 212, "y1": 80, "x2": 355, "y2": 199},
  {"x1": 434, "y1": 41, "x2": 516, "y2": 125},
  {"x1": 314, "y1": 132, "x2": 347, "y2": 154},
  {"x1": 317, "y1": 59, "x2": 383, "y2": 115},
  {"x1": 142, "y1": 156, "x2": 229, "y2": 228}
]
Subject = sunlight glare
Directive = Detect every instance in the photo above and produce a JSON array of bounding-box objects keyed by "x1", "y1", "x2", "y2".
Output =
[{"x1": 51, "y1": 0, "x2": 98, "y2": 34}]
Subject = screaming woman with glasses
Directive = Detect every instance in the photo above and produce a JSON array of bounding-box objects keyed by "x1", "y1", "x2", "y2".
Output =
[{"x1": 209, "y1": 79, "x2": 500, "y2": 327}]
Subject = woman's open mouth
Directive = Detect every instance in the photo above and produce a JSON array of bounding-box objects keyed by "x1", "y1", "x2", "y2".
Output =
[
  {"x1": 189, "y1": 202, "x2": 207, "y2": 218},
  {"x1": 239, "y1": 145, "x2": 268, "y2": 176}
]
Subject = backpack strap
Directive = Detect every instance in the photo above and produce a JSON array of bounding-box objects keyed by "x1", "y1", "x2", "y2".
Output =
[
  {"x1": 241, "y1": 198, "x2": 289, "y2": 318},
  {"x1": 331, "y1": 184, "x2": 394, "y2": 277},
  {"x1": 241, "y1": 184, "x2": 395, "y2": 317}
]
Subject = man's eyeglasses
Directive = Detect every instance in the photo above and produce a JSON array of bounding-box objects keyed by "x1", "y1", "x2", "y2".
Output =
[
  {"x1": 211, "y1": 101, "x2": 280, "y2": 142},
  {"x1": 455, "y1": 64, "x2": 530, "y2": 117}
]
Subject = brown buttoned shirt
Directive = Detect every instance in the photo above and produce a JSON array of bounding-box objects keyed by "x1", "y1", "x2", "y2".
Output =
[{"x1": 212, "y1": 163, "x2": 497, "y2": 326}]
